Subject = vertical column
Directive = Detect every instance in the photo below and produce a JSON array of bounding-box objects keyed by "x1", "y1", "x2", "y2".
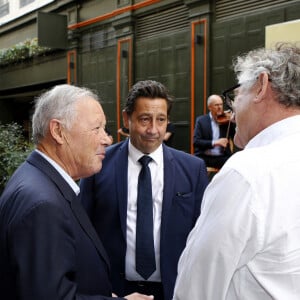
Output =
[
  {"x1": 190, "y1": 19, "x2": 208, "y2": 154},
  {"x1": 67, "y1": 50, "x2": 77, "y2": 85},
  {"x1": 116, "y1": 37, "x2": 132, "y2": 142}
]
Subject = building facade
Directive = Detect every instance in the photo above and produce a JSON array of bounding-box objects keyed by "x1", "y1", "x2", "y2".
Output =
[{"x1": 0, "y1": 0, "x2": 299, "y2": 152}]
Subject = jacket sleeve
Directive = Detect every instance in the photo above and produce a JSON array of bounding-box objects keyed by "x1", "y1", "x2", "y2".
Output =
[
  {"x1": 193, "y1": 117, "x2": 213, "y2": 151},
  {"x1": 8, "y1": 198, "x2": 124, "y2": 300}
]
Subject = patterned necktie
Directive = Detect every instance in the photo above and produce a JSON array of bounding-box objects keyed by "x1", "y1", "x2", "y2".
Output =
[{"x1": 135, "y1": 155, "x2": 156, "y2": 280}]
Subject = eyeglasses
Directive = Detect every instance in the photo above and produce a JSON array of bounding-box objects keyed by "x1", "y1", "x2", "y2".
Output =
[
  {"x1": 222, "y1": 84, "x2": 240, "y2": 111},
  {"x1": 222, "y1": 77, "x2": 272, "y2": 111}
]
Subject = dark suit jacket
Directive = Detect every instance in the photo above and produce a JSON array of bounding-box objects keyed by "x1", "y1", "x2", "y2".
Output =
[
  {"x1": 0, "y1": 151, "x2": 124, "y2": 300},
  {"x1": 193, "y1": 114, "x2": 235, "y2": 157},
  {"x1": 80, "y1": 140, "x2": 208, "y2": 300}
]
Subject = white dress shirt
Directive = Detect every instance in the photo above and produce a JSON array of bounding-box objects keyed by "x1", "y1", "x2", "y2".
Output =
[
  {"x1": 205, "y1": 112, "x2": 222, "y2": 156},
  {"x1": 173, "y1": 115, "x2": 300, "y2": 300},
  {"x1": 125, "y1": 141, "x2": 164, "y2": 282}
]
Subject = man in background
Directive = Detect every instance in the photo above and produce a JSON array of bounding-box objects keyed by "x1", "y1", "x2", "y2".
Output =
[{"x1": 193, "y1": 94, "x2": 235, "y2": 169}]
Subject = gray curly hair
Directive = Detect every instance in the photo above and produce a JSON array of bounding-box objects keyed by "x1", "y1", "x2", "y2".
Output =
[{"x1": 233, "y1": 42, "x2": 300, "y2": 107}]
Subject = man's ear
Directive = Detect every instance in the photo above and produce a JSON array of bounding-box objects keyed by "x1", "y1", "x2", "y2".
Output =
[
  {"x1": 255, "y1": 72, "x2": 269, "y2": 103},
  {"x1": 49, "y1": 119, "x2": 64, "y2": 145},
  {"x1": 122, "y1": 110, "x2": 129, "y2": 129}
]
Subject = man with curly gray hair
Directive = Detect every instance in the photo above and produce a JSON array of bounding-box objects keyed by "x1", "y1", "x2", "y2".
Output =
[{"x1": 173, "y1": 43, "x2": 300, "y2": 300}]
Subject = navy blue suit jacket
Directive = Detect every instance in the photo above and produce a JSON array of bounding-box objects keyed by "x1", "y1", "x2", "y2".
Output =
[
  {"x1": 193, "y1": 114, "x2": 234, "y2": 157},
  {"x1": 0, "y1": 151, "x2": 124, "y2": 300},
  {"x1": 80, "y1": 140, "x2": 208, "y2": 300}
]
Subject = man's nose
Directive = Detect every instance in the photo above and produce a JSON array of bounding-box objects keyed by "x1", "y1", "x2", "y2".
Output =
[
  {"x1": 100, "y1": 128, "x2": 112, "y2": 146},
  {"x1": 147, "y1": 121, "x2": 159, "y2": 133}
]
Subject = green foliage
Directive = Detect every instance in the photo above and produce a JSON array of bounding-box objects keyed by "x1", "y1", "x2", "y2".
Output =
[
  {"x1": 0, "y1": 38, "x2": 51, "y2": 67},
  {"x1": 0, "y1": 123, "x2": 33, "y2": 192}
]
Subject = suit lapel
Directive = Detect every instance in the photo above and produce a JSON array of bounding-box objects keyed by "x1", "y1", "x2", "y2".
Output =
[
  {"x1": 70, "y1": 194, "x2": 110, "y2": 270},
  {"x1": 27, "y1": 151, "x2": 111, "y2": 271},
  {"x1": 115, "y1": 140, "x2": 129, "y2": 240},
  {"x1": 161, "y1": 146, "x2": 175, "y2": 238},
  {"x1": 206, "y1": 114, "x2": 213, "y2": 140}
]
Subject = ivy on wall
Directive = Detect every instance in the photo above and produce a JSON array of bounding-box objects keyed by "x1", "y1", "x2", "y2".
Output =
[
  {"x1": 0, "y1": 38, "x2": 51, "y2": 67},
  {"x1": 0, "y1": 122, "x2": 33, "y2": 193}
]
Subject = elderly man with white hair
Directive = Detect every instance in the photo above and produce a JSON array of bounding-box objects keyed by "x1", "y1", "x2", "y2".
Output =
[{"x1": 173, "y1": 43, "x2": 300, "y2": 300}]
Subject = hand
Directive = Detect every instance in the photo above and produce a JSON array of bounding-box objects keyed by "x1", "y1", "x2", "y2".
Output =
[
  {"x1": 215, "y1": 138, "x2": 228, "y2": 148},
  {"x1": 125, "y1": 292, "x2": 154, "y2": 300}
]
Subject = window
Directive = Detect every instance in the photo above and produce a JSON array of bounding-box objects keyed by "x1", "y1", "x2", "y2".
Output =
[
  {"x1": 0, "y1": 0, "x2": 9, "y2": 18},
  {"x1": 20, "y1": 0, "x2": 35, "y2": 8},
  {"x1": 117, "y1": 0, "x2": 129, "y2": 7}
]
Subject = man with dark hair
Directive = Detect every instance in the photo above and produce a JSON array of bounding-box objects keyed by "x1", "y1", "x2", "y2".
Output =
[{"x1": 80, "y1": 80, "x2": 208, "y2": 300}]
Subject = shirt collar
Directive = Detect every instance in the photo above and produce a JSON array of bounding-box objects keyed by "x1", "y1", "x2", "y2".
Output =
[
  {"x1": 35, "y1": 149, "x2": 80, "y2": 195},
  {"x1": 246, "y1": 115, "x2": 300, "y2": 149},
  {"x1": 128, "y1": 140, "x2": 163, "y2": 165},
  {"x1": 209, "y1": 112, "x2": 217, "y2": 124}
]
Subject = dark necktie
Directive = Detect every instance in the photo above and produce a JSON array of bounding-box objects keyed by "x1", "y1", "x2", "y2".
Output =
[{"x1": 136, "y1": 155, "x2": 156, "y2": 280}]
